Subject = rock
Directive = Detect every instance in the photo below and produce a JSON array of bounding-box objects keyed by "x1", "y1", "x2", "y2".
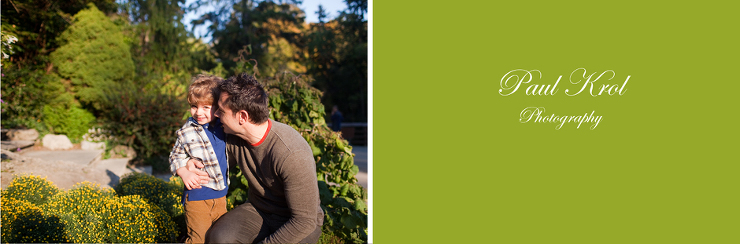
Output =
[
  {"x1": 42, "y1": 134, "x2": 73, "y2": 150},
  {"x1": 111, "y1": 145, "x2": 136, "y2": 159},
  {"x1": 81, "y1": 141, "x2": 106, "y2": 150},
  {"x1": 7, "y1": 129, "x2": 39, "y2": 141}
]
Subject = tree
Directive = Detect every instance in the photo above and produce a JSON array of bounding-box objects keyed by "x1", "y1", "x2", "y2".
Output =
[
  {"x1": 49, "y1": 3, "x2": 135, "y2": 110},
  {"x1": 0, "y1": 0, "x2": 117, "y2": 66},
  {"x1": 190, "y1": 0, "x2": 307, "y2": 75},
  {"x1": 306, "y1": 2, "x2": 367, "y2": 122},
  {"x1": 1, "y1": 0, "x2": 119, "y2": 130},
  {"x1": 120, "y1": 0, "x2": 201, "y2": 75}
]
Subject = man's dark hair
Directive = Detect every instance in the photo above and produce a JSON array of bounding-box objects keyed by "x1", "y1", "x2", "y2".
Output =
[{"x1": 218, "y1": 73, "x2": 269, "y2": 124}]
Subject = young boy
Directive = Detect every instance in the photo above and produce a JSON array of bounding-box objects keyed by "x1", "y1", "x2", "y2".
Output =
[{"x1": 169, "y1": 74, "x2": 228, "y2": 244}]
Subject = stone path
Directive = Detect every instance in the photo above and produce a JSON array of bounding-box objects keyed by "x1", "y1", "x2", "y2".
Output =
[
  {"x1": 1, "y1": 146, "x2": 145, "y2": 190},
  {"x1": 1, "y1": 144, "x2": 369, "y2": 190}
]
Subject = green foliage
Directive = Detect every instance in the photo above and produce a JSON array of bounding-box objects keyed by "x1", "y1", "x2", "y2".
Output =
[
  {"x1": 0, "y1": 62, "x2": 65, "y2": 132},
  {"x1": 306, "y1": 9, "x2": 368, "y2": 122},
  {"x1": 98, "y1": 82, "x2": 187, "y2": 167},
  {"x1": 226, "y1": 165, "x2": 250, "y2": 210},
  {"x1": 0, "y1": 0, "x2": 118, "y2": 65},
  {"x1": 1, "y1": 174, "x2": 60, "y2": 206},
  {"x1": 198, "y1": 1, "x2": 307, "y2": 75},
  {"x1": 42, "y1": 104, "x2": 96, "y2": 142},
  {"x1": 121, "y1": 0, "x2": 204, "y2": 75},
  {"x1": 50, "y1": 3, "x2": 135, "y2": 109}
]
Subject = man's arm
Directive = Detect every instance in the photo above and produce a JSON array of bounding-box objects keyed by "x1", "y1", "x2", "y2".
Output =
[
  {"x1": 169, "y1": 134, "x2": 209, "y2": 187},
  {"x1": 184, "y1": 158, "x2": 209, "y2": 188},
  {"x1": 262, "y1": 150, "x2": 321, "y2": 244}
]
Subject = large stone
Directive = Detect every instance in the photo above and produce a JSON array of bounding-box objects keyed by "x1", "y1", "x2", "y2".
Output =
[
  {"x1": 42, "y1": 134, "x2": 73, "y2": 150},
  {"x1": 111, "y1": 145, "x2": 136, "y2": 159},
  {"x1": 7, "y1": 129, "x2": 39, "y2": 141},
  {"x1": 81, "y1": 141, "x2": 106, "y2": 150}
]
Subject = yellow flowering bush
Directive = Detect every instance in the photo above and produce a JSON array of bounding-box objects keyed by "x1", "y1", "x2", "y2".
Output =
[
  {"x1": 115, "y1": 172, "x2": 183, "y2": 216},
  {"x1": 148, "y1": 203, "x2": 180, "y2": 242},
  {"x1": 115, "y1": 172, "x2": 185, "y2": 232},
  {"x1": 2, "y1": 174, "x2": 60, "y2": 205},
  {"x1": 43, "y1": 182, "x2": 115, "y2": 243},
  {"x1": 99, "y1": 195, "x2": 157, "y2": 243},
  {"x1": 1, "y1": 197, "x2": 67, "y2": 242},
  {"x1": 1, "y1": 176, "x2": 179, "y2": 243}
]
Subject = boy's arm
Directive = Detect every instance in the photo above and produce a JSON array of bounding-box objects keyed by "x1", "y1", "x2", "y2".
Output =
[
  {"x1": 169, "y1": 133, "x2": 210, "y2": 184},
  {"x1": 169, "y1": 133, "x2": 193, "y2": 175}
]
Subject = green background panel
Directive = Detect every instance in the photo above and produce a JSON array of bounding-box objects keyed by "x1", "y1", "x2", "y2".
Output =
[{"x1": 374, "y1": 1, "x2": 738, "y2": 243}]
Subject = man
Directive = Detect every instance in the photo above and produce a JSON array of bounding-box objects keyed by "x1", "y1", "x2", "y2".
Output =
[
  {"x1": 330, "y1": 105, "x2": 343, "y2": 132},
  {"x1": 191, "y1": 73, "x2": 323, "y2": 243}
]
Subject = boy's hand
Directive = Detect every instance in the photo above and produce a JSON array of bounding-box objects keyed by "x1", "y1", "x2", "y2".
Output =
[
  {"x1": 186, "y1": 158, "x2": 209, "y2": 184},
  {"x1": 177, "y1": 167, "x2": 202, "y2": 190}
]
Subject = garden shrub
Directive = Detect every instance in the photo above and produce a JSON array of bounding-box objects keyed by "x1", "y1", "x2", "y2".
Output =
[
  {"x1": 1, "y1": 197, "x2": 67, "y2": 243},
  {"x1": 115, "y1": 172, "x2": 185, "y2": 236},
  {"x1": 147, "y1": 203, "x2": 180, "y2": 243},
  {"x1": 99, "y1": 82, "x2": 187, "y2": 171},
  {"x1": 0, "y1": 63, "x2": 62, "y2": 133},
  {"x1": 43, "y1": 182, "x2": 115, "y2": 243},
  {"x1": 99, "y1": 195, "x2": 157, "y2": 243},
  {"x1": 1, "y1": 176, "x2": 179, "y2": 243},
  {"x1": 49, "y1": 3, "x2": 135, "y2": 110},
  {"x1": 115, "y1": 172, "x2": 183, "y2": 218},
  {"x1": 226, "y1": 165, "x2": 250, "y2": 210},
  {"x1": 265, "y1": 73, "x2": 367, "y2": 243},
  {"x1": 42, "y1": 103, "x2": 97, "y2": 142},
  {"x1": 1, "y1": 174, "x2": 60, "y2": 206}
]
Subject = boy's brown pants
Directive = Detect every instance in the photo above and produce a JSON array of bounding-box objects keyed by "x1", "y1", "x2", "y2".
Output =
[{"x1": 184, "y1": 195, "x2": 228, "y2": 244}]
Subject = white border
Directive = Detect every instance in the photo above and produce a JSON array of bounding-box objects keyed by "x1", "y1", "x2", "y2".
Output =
[{"x1": 367, "y1": 0, "x2": 373, "y2": 243}]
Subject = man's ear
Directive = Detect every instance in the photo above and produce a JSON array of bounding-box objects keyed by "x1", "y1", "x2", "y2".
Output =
[{"x1": 237, "y1": 110, "x2": 249, "y2": 125}]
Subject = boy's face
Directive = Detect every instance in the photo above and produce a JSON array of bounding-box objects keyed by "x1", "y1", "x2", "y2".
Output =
[{"x1": 190, "y1": 103, "x2": 215, "y2": 125}]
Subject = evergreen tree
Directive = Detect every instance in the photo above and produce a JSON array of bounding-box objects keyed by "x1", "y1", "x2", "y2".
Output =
[
  {"x1": 121, "y1": 0, "x2": 197, "y2": 75},
  {"x1": 49, "y1": 3, "x2": 135, "y2": 110},
  {"x1": 0, "y1": 0, "x2": 117, "y2": 66}
]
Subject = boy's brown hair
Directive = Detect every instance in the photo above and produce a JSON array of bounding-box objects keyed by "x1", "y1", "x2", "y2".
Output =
[{"x1": 187, "y1": 74, "x2": 223, "y2": 106}]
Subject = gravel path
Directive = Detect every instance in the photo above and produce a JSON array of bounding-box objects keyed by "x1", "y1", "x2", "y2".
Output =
[{"x1": 1, "y1": 149, "x2": 118, "y2": 190}]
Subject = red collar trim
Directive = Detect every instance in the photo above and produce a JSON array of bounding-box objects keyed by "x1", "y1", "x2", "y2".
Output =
[{"x1": 251, "y1": 120, "x2": 272, "y2": 147}]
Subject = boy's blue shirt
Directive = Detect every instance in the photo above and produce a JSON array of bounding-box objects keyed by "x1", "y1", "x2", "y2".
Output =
[{"x1": 169, "y1": 117, "x2": 229, "y2": 201}]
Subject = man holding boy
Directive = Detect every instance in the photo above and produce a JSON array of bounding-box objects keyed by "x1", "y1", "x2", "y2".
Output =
[
  {"x1": 189, "y1": 73, "x2": 323, "y2": 243},
  {"x1": 169, "y1": 74, "x2": 229, "y2": 244}
]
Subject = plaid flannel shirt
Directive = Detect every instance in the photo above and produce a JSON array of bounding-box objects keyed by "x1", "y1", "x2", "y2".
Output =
[{"x1": 169, "y1": 117, "x2": 227, "y2": 191}]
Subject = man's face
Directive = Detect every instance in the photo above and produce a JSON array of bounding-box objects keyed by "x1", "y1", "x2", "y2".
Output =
[
  {"x1": 190, "y1": 103, "x2": 214, "y2": 125},
  {"x1": 215, "y1": 92, "x2": 237, "y2": 134}
]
